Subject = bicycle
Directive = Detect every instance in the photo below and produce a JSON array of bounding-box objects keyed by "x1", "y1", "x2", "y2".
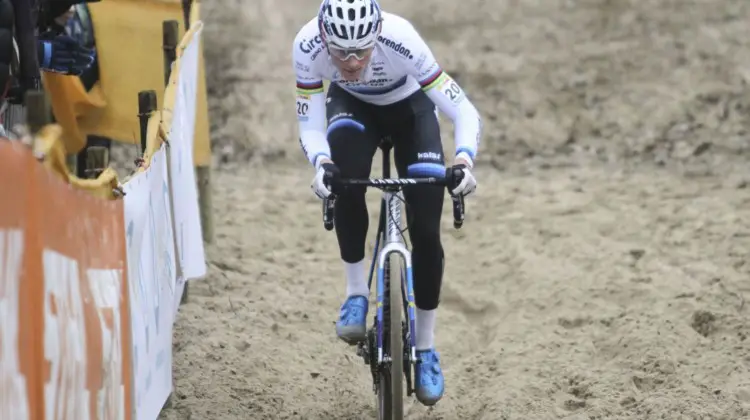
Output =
[{"x1": 321, "y1": 138, "x2": 467, "y2": 420}]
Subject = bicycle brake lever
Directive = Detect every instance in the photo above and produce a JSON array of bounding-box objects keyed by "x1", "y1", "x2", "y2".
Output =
[
  {"x1": 445, "y1": 167, "x2": 465, "y2": 229},
  {"x1": 452, "y1": 194, "x2": 464, "y2": 229},
  {"x1": 323, "y1": 197, "x2": 336, "y2": 231}
]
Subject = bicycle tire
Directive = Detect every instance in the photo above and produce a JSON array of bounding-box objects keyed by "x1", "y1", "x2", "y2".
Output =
[
  {"x1": 377, "y1": 252, "x2": 405, "y2": 420},
  {"x1": 377, "y1": 254, "x2": 392, "y2": 419},
  {"x1": 389, "y1": 252, "x2": 405, "y2": 419}
]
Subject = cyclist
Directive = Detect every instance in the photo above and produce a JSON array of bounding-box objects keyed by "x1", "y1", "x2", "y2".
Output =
[{"x1": 292, "y1": 0, "x2": 481, "y2": 406}]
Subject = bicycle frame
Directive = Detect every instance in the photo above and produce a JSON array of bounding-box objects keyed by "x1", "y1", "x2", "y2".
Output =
[{"x1": 374, "y1": 180, "x2": 417, "y2": 367}]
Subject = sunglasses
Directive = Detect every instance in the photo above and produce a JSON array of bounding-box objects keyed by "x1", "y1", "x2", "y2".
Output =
[{"x1": 327, "y1": 43, "x2": 374, "y2": 61}]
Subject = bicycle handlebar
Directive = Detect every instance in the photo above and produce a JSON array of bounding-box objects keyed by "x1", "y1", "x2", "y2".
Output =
[
  {"x1": 329, "y1": 177, "x2": 447, "y2": 186},
  {"x1": 321, "y1": 174, "x2": 466, "y2": 231}
]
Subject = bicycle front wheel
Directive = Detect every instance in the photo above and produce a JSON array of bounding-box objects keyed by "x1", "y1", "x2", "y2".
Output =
[{"x1": 377, "y1": 252, "x2": 404, "y2": 420}]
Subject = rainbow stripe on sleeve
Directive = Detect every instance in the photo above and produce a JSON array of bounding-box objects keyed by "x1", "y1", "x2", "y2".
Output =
[
  {"x1": 296, "y1": 80, "x2": 324, "y2": 95},
  {"x1": 419, "y1": 68, "x2": 446, "y2": 91}
]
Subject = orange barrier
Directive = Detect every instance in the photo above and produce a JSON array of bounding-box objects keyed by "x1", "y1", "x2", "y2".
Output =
[{"x1": 0, "y1": 140, "x2": 133, "y2": 419}]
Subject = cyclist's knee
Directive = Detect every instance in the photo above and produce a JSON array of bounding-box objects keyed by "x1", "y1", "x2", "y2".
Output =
[
  {"x1": 327, "y1": 118, "x2": 365, "y2": 150},
  {"x1": 328, "y1": 120, "x2": 372, "y2": 184}
]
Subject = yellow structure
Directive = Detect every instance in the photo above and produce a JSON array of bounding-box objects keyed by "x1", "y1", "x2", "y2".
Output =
[
  {"x1": 41, "y1": 0, "x2": 211, "y2": 166},
  {"x1": 32, "y1": 123, "x2": 121, "y2": 199},
  {"x1": 34, "y1": 1, "x2": 210, "y2": 201}
]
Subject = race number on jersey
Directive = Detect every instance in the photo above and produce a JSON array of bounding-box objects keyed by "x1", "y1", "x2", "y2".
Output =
[{"x1": 436, "y1": 74, "x2": 465, "y2": 105}]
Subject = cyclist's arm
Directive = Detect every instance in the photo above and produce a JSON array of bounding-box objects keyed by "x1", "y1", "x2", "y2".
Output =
[
  {"x1": 293, "y1": 45, "x2": 329, "y2": 170},
  {"x1": 404, "y1": 31, "x2": 482, "y2": 168},
  {"x1": 420, "y1": 70, "x2": 481, "y2": 168}
]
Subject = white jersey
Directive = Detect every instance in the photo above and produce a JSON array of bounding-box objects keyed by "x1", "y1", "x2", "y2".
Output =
[{"x1": 292, "y1": 12, "x2": 482, "y2": 169}]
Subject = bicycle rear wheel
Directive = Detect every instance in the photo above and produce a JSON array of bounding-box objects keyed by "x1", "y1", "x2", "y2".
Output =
[{"x1": 377, "y1": 253, "x2": 404, "y2": 420}]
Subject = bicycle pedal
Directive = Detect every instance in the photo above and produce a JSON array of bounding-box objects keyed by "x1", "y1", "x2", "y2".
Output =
[{"x1": 356, "y1": 343, "x2": 370, "y2": 364}]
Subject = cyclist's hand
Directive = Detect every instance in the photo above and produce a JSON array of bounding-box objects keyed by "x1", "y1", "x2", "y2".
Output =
[
  {"x1": 448, "y1": 163, "x2": 477, "y2": 197},
  {"x1": 37, "y1": 33, "x2": 95, "y2": 76},
  {"x1": 311, "y1": 160, "x2": 340, "y2": 199}
]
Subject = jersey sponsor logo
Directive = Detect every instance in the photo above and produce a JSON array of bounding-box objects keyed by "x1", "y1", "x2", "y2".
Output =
[
  {"x1": 361, "y1": 78, "x2": 391, "y2": 85},
  {"x1": 370, "y1": 60, "x2": 386, "y2": 76},
  {"x1": 377, "y1": 35, "x2": 413, "y2": 59},
  {"x1": 337, "y1": 76, "x2": 408, "y2": 95},
  {"x1": 299, "y1": 35, "x2": 323, "y2": 54},
  {"x1": 296, "y1": 61, "x2": 310, "y2": 72},
  {"x1": 371, "y1": 64, "x2": 386, "y2": 76},
  {"x1": 415, "y1": 52, "x2": 428, "y2": 70},
  {"x1": 329, "y1": 112, "x2": 353, "y2": 123},
  {"x1": 338, "y1": 77, "x2": 393, "y2": 88},
  {"x1": 418, "y1": 62, "x2": 439, "y2": 80},
  {"x1": 417, "y1": 151, "x2": 442, "y2": 162},
  {"x1": 310, "y1": 47, "x2": 324, "y2": 61}
]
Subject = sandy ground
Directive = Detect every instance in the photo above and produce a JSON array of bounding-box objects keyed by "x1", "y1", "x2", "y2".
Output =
[{"x1": 157, "y1": 0, "x2": 750, "y2": 418}]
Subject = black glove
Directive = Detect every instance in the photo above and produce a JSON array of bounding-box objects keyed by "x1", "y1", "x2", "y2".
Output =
[
  {"x1": 445, "y1": 164, "x2": 477, "y2": 196},
  {"x1": 321, "y1": 162, "x2": 340, "y2": 184},
  {"x1": 312, "y1": 162, "x2": 341, "y2": 198},
  {"x1": 37, "y1": 33, "x2": 95, "y2": 76}
]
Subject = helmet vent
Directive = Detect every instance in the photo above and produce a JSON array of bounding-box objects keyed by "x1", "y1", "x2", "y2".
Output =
[{"x1": 357, "y1": 22, "x2": 372, "y2": 39}]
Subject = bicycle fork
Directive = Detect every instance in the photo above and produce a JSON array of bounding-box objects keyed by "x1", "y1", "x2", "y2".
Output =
[{"x1": 375, "y1": 190, "x2": 417, "y2": 367}]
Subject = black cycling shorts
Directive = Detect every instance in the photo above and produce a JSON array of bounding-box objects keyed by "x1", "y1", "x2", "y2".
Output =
[{"x1": 325, "y1": 83, "x2": 446, "y2": 310}]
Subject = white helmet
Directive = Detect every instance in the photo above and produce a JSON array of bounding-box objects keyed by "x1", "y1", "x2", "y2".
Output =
[{"x1": 318, "y1": 0, "x2": 382, "y2": 49}]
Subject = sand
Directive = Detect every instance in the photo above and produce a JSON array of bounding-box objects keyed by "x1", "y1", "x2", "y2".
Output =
[{"x1": 157, "y1": 0, "x2": 750, "y2": 418}]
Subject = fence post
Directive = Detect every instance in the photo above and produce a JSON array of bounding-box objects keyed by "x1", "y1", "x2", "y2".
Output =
[
  {"x1": 84, "y1": 146, "x2": 109, "y2": 179},
  {"x1": 24, "y1": 89, "x2": 49, "y2": 135},
  {"x1": 181, "y1": 0, "x2": 192, "y2": 31},
  {"x1": 195, "y1": 169, "x2": 213, "y2": 242},
  {"x1": 137, "y1": 90, "x2": 157, "y2": 156},
  {"x1": 162, "y1": 20, "x2": 179, "y2": 87}
]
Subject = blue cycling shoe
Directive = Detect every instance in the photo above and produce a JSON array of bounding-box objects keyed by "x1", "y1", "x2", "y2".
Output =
[
  {"x1": 335, "y1": 295, "x2": 368, "y2": 344},
  {"x1": 415, "y1": 348, "x2": 445, "y2": 406}
]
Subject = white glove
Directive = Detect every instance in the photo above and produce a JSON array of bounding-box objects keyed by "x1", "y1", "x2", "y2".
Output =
[
  {"x1": 450, "y1": 165, "x2": 477, "y2": 196},
  {"x1": 310, "y1": 161, "x2": 339, "y2": 199}
]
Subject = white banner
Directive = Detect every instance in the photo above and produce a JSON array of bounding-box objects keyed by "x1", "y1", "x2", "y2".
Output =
[
  {"x1": 123, "y1": 146, "x2": 177, "y2": 420},
  {"x1": 169, "y1": 24, "x2": 207, "y2": 286},
  {"x1": 0, "y1": 229, "x2": 30, "y2": 420}
]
